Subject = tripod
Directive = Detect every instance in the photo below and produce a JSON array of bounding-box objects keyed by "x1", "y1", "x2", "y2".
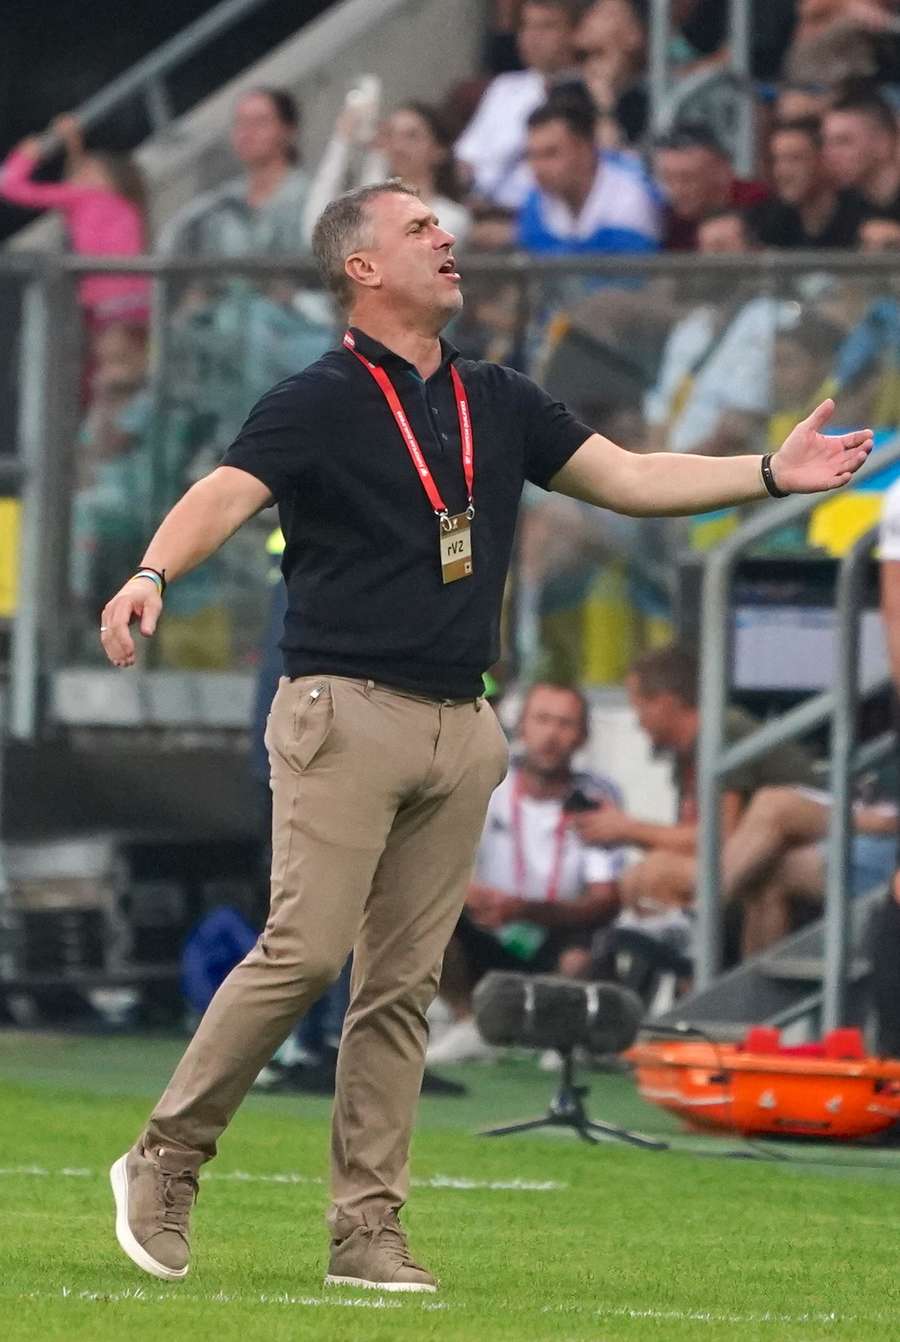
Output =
[{"x1": 480, "y1": 1049, "x2": 668, "y2": 1149}]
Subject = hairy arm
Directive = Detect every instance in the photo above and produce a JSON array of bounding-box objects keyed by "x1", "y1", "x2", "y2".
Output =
[{"x1": 100, "y1": 466, "x2": 273, "y2": 667}]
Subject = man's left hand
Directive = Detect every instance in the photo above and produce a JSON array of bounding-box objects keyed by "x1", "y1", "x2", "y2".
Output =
[
  {"x1": 774, "y1": 400, "x2": 873, "y2": 494},
  {"x1": 572, "y1": 806, "x2": 633, "y2": 846}
]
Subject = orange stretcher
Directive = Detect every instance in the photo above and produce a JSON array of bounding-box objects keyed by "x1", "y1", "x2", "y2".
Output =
[{"x1": 627, "y1": 1027, "x2": 900, "y2": 1140}]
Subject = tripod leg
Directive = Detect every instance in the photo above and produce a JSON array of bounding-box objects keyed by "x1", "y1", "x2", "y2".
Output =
[
  {"x1": 585, "y1": 1119, "x2": 668, "y2": 1150},
  {"x1": 481, "y1": 1116, "x2": 556, "y2": 1137}
]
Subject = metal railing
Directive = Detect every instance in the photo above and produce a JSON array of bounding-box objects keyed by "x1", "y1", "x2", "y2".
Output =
[
  {"x1": 695, "y1": 449, "x2": 900, "y2": 1021},
  {"x1": 649, "y1": 0, "x2": 755, "y2": 175}
]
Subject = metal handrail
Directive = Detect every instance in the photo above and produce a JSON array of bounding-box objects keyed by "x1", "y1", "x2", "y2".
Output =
[
  {"x1": 36, "y1": 0, "x2": 279, "y2": 143},
  {"x1": 695, "y1": 442, "x2": 900, "y2": 998},
  {"x1": 12, "y1": 249, "x2": 900, "y2": 277}
]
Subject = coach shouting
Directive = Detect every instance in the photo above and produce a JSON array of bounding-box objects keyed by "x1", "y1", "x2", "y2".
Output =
[{"x1": 101, "y1": 179, "x2": 871, "y2": 1293}]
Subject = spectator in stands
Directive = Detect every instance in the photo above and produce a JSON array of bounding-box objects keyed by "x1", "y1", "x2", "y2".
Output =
[
  {"x1": 426, "y1": 682, "x2": 624, "y2": 1064},
  {"x1": 519, "y1": 98, "x2": 659, "y2": 253},
  {"x1": 159, "y1": 87, "x2": 309, "y2": 257},
  {"x1": 822, "y1": 89, "x2": 900, "y2": 220},
  {"x1": 652, "y1": 122, "x2": 768, "y2": 251},
  {"x1": 456, "y1": 0, "x2": 580, "y2": 208},
  {"x1": 573, "y1": 0, "x2": 649, "y2": 148},
  {"x1": 785, "y1": 0, "x2": 900, "y2": 90},
  {"x1": 875, "y1": 479, "x2": 900, "y2": 1055},
  {"x1": 571, "y1": 647, "x2": 822, "y2": 942},
  {"x1": 303, "y1": 100, "x2": 471, "y2": 247},
  {"x1": 645, "y1": 209, "x2": 777, "y2": 455},
  {"x1": 755, "y1": 118, "x2": 866, "y2": 249},
  {"x1": 0, "y1": 113, "x2": 149, "y2": 327}
]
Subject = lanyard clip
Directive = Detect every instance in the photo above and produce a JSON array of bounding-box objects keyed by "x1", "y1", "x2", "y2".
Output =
[
  {"x1": 438, "y1": 510, "x2": 454, "y2": 533},
  {"x1": 465, "y1": 500, "x2": 475, "y2": 521}
]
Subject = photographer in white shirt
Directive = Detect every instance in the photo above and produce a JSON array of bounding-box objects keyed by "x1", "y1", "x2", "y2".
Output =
[{"x1": 427, "y1": 681, "x2": 625, "y2": 1064}]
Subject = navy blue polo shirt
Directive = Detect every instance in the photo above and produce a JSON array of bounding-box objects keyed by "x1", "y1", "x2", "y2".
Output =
[{"x1": 221, "y1": 326, "x2": 592, "y2": 699}]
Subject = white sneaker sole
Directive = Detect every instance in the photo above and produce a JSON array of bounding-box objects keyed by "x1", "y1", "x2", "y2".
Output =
[
  {"x1": 323, "y1": 1274, "x2": 437, "y2": 1293},
  {"x1": 110, "y1": 1154, "x2": 190, "y2": 1282}
]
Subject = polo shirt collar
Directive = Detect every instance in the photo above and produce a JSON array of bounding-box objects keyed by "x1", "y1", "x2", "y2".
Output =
[{"x1": 346, "y1": 326, "x2": 458, "y2": 376}]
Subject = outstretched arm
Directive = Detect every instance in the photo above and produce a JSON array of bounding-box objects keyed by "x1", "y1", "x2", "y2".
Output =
[
  {"x1": 100, "y1": 466, "x2": 272, "y2": 668},
  {"x1": 550, "y1": 400, "x2": 873, "y2": 517}
]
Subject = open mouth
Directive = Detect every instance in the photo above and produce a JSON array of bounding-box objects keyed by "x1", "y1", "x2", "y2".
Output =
[{"x1": 438, "y1": 256, "x2": 460, "y2": 279}]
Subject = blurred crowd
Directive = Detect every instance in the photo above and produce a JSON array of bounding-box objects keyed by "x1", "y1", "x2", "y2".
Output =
[{"x1": 4, "y1": 0, "x2": 900, "y2": 684}]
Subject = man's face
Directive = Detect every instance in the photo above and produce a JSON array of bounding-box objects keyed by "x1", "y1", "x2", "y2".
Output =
[
  {"x1": 519, "y1": 686, "x2": 587, "y2": 777},
  {"x1": 654, "y1": 146, "x2": 731, "y2": 221},
  {"x1": 231, "y1": 92, "x2": 291, "y2": 169},
  {"x1": 696, "y1": 214, "x2": 749, "y2": 253},
  {"x1": 349, "y1": 192, "x2": 462, "y2": 323},
  {"x1": 771, "y1": 130, "x2": 822, "y2": 205},
  {"x1": 625, "y1": 674, "x2": 685, "y2": 752},
  {"x1": 526, "y1": 120, "x2": 595, "y2": 198},
  {"x1": 517, "y1": 2, "x2": 575, "y2": 74},
  {"x1": 822, "y1": 111, "x2": 886, "y2": 189}
]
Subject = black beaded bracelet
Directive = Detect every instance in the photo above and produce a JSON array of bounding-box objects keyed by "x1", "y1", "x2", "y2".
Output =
[{"x1": 760, "y1": 454, "x2": 789, "y2": 499}]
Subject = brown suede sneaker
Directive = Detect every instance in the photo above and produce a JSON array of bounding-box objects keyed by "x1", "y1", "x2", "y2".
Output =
[
  {"x1": 324, "y1": 1214, "x2": 437, "y2": 1293},
  {"x1": 110, "y1": 1143, "x2": 198, "y2": 1281}
]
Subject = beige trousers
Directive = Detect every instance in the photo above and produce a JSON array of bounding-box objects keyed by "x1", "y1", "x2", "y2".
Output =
[{"x1": 143, "y1": 674, "x2": 508, "y2": 1236}]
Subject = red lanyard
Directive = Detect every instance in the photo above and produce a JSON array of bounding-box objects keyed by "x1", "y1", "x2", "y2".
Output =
[
  {"x1": 343, "y1": 330, "x2": 474, "y2": 526},
  {"x1": 509, "y1": 770, "x2": 569, "y2": 904}
]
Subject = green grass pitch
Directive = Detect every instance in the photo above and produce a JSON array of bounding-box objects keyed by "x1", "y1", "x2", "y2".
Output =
[{"x1": 2, "y1": 1029, "x2": 899, "y2": 1341}]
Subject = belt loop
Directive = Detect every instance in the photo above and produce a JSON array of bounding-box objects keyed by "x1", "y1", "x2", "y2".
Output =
[
  {"x1": 475, "y1": 695, "x2": 484, "y2": 711},
  {"x1": 365, "y1": 679, "x2": 375, "y2": 696}
]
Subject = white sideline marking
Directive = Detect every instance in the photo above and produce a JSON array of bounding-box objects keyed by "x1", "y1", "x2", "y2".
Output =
[
  {"x1": 24, "y1": 1287, "x2": 435, "y2": 1311},
  {"x1": 0, "y1": 1165, "x2": 566, "y2": 1193}
]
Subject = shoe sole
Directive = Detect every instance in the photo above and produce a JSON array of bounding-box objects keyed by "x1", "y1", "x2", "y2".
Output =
[
  {"x1": 323, "y1": 1274, "x2": 437, "y2": 1293},
  {"x1": 110, "y1": 1154, "x2": 190, "y2": 1282}
]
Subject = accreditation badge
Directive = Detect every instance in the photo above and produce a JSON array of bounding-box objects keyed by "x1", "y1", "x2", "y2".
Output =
[{"x1": 439, "y1": 512, "x2": 473, "y2": 584}]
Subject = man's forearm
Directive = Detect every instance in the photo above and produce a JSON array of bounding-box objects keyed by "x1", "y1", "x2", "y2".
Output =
[
  {"x1": 140, "y1": 470, "x2": 268, "y2": 585},
  {"x1": 621, "y1": 449, "x2": 771, "y2": 516},
  {"x1": 621, "y1": 816, "x2": 697, "y2": 854}
]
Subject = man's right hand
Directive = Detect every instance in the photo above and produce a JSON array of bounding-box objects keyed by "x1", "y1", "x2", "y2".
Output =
[{"x1": 100, "y1": 578, "x2": 163, "y2": 668}]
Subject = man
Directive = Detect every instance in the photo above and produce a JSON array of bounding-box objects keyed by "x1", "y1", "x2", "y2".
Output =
[
  {"x1": 518, "y1": 98, "x2": 659, "y2": 254},
  {"x1": 645, "y1": 209, "x2": 777, "y2": 456},
  {"x1": 456, "y1": 0, "x2": 579, "y2": 208},
  {"x1": 427, "y1": 681, "x2": 624, "y2": 1065},
  {"x1": 573, "y1": 0, "x2": 649, "y2": 147},
  {"x1": 755, "y1": 118, "x2": 866, "y2": 250},
  {"x1": 823, "y1": 90, "x2": 900, "y2": 221},
  {"x1": 652, "y1": 122, "x2": 768, "y2": 252},
  {"x1": 573, "y1": 647, "x2": 823, "y2": 925},
  {"x1": 100, "y1": 180, "x2": 871, "y2": 1294}
]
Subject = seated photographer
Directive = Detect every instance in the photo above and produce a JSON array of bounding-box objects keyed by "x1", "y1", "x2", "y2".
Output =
[{"x1": 426, "y1": 681, "x2": 625, "y2": 1065}]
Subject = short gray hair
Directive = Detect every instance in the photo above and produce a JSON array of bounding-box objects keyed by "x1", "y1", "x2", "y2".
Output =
[{"x1": 311, "y1": 178, "x2": 421, "y2": 309}]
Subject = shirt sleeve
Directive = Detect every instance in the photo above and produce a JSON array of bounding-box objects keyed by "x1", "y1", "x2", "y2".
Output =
[
  {"x1": 511, "y1": 371, "x2": 594, "y2": 490},
  {"x1": 0, "y1": 148, "x2": 95, "y2": 213},
  {"x1": 220, "y1": 375, "x2": 312, "y2": 502}
]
